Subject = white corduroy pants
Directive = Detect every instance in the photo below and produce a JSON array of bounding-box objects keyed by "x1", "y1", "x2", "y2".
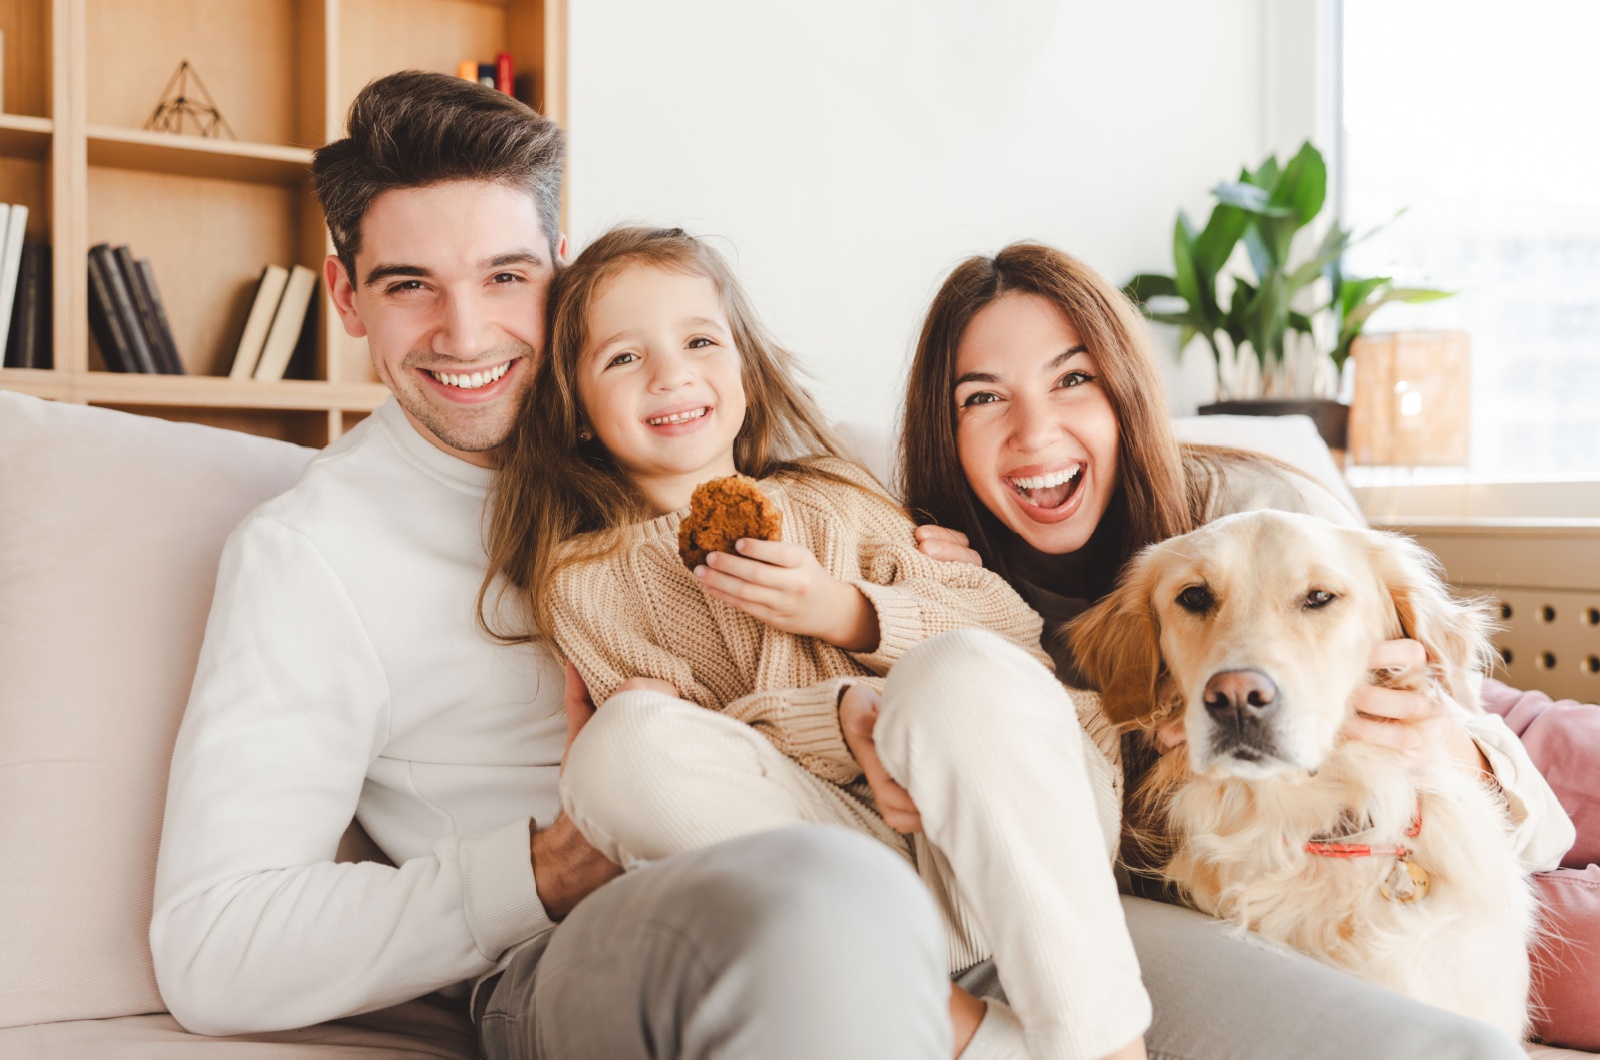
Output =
[{"x1": 560, "y1": 628, "x2": 1153, "y2": 1060}]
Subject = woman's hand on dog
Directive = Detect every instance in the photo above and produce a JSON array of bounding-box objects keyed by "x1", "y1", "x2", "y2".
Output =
[
  {"x1": 914, "y1": 524, "x2": 984, "y2": 566},
  {"x1": 696, "y1": 538, "x2": 881, "y2": 652},
  {"x1": 1154, "y1": 639, "x2": 1491, "y2": 777},
  {"x1": 838, "y1": 683, "x2": 923, "y2": 833},
  {"x1": 1346, "y1": 639, "x2": 1491, "y2": 776}
]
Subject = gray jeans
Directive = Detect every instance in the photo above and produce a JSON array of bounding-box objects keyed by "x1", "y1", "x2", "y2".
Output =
[{"x1": 478, "y1": 825, "x2": 1524, "y2": 1060}]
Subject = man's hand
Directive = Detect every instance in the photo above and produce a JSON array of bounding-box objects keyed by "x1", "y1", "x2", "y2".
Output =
[
  {"x1": 914, "y1": 524, "x2": 983, "y2": 567},
  {"x1": 531, "y1": 815, "x2": 621, "y2": 921},
  {"x1": 1347, "y1": 638, "x2": 1490, "y2": 776},
  {"x1": 694, "y1": 538, "x2": 880, "y2": 652},
  {"x1": 838, "y1": 683, "x2": 922, "y2": 833}
]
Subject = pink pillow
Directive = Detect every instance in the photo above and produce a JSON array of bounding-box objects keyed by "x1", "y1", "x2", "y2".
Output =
[
  {"x1": 0, "y1": 394, "x2": 313, "y2": 1028},
  {"x1": 1482, "y1": 679, "x2": 1600, "y2": 870},
  {"x1": 1531, "y1": 867, "x2": 1600, "y2": 1051}
]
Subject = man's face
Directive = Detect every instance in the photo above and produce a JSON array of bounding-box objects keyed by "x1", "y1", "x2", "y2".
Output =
[{"x1": 326, "y1": 181, "x2": 560, "y2": 466}]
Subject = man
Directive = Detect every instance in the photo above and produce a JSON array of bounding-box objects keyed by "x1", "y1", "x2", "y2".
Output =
[{"x1": 149, "y1": 71, "x2": 950, "y2": 1059}]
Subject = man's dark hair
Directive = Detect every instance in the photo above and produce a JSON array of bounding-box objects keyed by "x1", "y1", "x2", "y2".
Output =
[{"x1": 312, "y1": 70, "x2": 565, "y2": 281}]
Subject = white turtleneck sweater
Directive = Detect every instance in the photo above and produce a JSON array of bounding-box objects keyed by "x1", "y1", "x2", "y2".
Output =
[{"x1": 150, "y1": 398, "x2": 567, "y2": 1036}]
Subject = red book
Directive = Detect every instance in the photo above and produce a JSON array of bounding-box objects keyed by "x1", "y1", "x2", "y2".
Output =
[{"x1": 496, "y1": 52, "x2": 514, "y2": 96}]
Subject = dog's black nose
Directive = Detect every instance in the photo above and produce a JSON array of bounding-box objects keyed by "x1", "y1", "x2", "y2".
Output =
[{"x1": 1204, "y1": 669, "x2": 1279, "y2": 726}]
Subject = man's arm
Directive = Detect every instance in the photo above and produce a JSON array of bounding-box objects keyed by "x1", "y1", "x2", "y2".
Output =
[{"x1": 151, "y1": 518, "x2": 552, "y2": 1035}]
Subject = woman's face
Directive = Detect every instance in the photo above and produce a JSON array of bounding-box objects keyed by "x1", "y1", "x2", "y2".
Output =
[{"x1": 953, "y1": 292, "x2": 1120, "y2": 555}]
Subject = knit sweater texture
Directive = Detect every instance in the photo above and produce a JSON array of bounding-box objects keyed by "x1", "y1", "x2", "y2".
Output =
[{"x1": 548, "y1": 458, "x2": 1057, "y2": 786}]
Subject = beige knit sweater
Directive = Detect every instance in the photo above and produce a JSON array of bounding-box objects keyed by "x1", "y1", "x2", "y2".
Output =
[{"x1": 548, "y1": 458, "x2": 1056, "y2": 786}]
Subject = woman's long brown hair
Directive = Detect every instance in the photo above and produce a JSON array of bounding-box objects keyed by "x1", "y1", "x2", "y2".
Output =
[
  {"x1": 901, "y1": 242, "x2": 1210, "y2": 585},
  {"x1": 481, "y1": 226, "x2": 855, "y2": 643}
]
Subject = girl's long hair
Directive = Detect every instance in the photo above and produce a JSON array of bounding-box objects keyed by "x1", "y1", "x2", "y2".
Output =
[
  {"x1": 901, "y1": 242, "x2": 1209, "y2": 586},
  {"x1": 482, "y1": 225, "x2": 853, "y2": 643}
]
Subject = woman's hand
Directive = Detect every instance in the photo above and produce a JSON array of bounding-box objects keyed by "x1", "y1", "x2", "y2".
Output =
[
  {"x1": 838, "y1": 683, "x2": 923, "y2": 833},
  {"x1": 560, "y1": 661, "x2": 596, "y2": 773},
  {"x1": 914, "y1": 524, "x2": 984, "y2": 567},
  {"x1": 694, "y1": 538, "x2": 880, "y2": 652},
  {"x1": 1346, "y1": 638, "x2": 1490, "y2": 776}
]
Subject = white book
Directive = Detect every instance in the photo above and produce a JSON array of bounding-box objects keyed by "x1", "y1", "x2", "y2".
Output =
[
  {"x1": 228, "y1": 265, "x2": 289, "y2": 380},
  {"x1": 0, "y1": 203, "x2": 28, "y2": 352},
  {"x1": 253, "y1": 265, "x2": 317, "y2": 382}
]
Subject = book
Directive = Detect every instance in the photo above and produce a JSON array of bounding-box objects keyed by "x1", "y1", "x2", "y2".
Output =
[
  {"x1": 89, "y1": 244, "x2": 159, "y2": 373},
  {"x1": 228, "y1": 265, "x2": 289, "y2": 379},
  {"x1": 457, "y1": 59, "x2": 478, "y2": 82},
  {"x1": 0, "y1": 203, "x2": 28, "y2": 358},
  {"x1": 3, "y1": 243, "x2": 51, "y2": 369},
  {"x1": 496, "y1": 52, "x2": 514, "y2": 95},
  {"x1": 87, "y1": 245, "x2": 137, "y2": 372},
  {"x1": 252, "y1": 265, "x2": 317, "y2": 381},
  {"x1": 113, "y1": 245, "x2": 182, "y2": 374},
  {"x1": 136, "y1": 259, "x2": 183, "y2": 374},
  {"x1": 477, "y1": 63, "x2": 496, "y2": 89}
]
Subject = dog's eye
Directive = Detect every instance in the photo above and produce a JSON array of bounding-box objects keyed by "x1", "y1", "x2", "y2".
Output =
[
  {"x1": 1304, "y1": 589, "x2": 1337, "y2": 610},
  {"x1": 1176, "y1": 585, "x2": 1214, "y2": 613}
]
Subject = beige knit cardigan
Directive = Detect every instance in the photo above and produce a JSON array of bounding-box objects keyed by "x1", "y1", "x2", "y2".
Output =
[{"x1": 547, "y1": 458, "x2": 1072, "y2": 787}]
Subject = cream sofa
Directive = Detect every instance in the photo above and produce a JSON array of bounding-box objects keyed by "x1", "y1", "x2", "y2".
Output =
[{"x1": 0, "y1": 392, "x2": 1579, "y2": 1058}]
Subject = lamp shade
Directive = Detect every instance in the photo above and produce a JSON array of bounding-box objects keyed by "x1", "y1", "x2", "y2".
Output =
[{"x1": 1348, "y1": 331, "x2": 1471, "y2": 466}]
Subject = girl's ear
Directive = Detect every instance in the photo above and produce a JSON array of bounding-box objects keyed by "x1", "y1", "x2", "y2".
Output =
[
  {"x1": 1363, "y1": 530, "x2": 1497, "y2": 711},
  {"x1": 1067, "y1": 552, "x2": 1173, "y2": 728}
]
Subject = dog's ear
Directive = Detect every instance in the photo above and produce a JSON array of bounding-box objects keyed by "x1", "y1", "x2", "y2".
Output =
[
  {"x1": 1363, "y1": 529, "x2": 1497, "y2": 711},
  {"x1": 1067, "y1": 550, "x2": 1174, "y2": 728}
]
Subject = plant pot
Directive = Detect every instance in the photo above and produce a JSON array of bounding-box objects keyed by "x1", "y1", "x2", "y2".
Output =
[{"x1": 1197, "y1": 398, "x2": 1350, "y2": 452}]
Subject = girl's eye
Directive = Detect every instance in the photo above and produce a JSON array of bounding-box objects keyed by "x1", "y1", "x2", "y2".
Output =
[
  {"x1": 960, "y1": 391, "x2": 1000, "y2": 408},
  {"x1": 687, "y1": 337, "x2": 714, "y2": 349},
  {"x1": 606, "y1": 351, "x2": 638, "y2": 368},
  {"x1": 1057, "y1": 370, "x2": 1095, "y2": 389}
]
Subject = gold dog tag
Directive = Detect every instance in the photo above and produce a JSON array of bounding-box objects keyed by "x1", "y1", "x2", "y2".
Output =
[{"x1": 1380, "y1": 858, "x2": 1430, "y2": 903}]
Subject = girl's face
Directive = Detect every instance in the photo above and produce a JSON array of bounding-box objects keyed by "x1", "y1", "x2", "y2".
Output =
[
  {"x1": 953, "y1": 292, "x2": 1120, "y2": 555},
  {"x1": 576, "y1": 263, "x2": 747, "y2": 513}
]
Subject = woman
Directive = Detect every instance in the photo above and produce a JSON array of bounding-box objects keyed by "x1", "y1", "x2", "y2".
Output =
[{"x1": 869, "y1": 242, "x2": 1583, "y2": 1057}]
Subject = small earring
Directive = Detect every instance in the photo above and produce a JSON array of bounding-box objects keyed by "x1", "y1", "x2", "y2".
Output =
[{"x1": 578, "y1": 428, "x2": 592, "y2": 441}]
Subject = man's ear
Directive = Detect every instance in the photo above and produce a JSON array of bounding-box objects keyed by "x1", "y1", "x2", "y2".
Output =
[
  {"x1": 556, "y1": 232, "x2": 569, "y2": 267},
  {"x1": 1067, "y1": 550, "x2": 1174, "y2": 728},
  {"x1": 1364, "y1": 529, "x2": 1497, "y2": 711},
  {"x1": 324, "y1": 254, "x2": 368, "y2": 339}
]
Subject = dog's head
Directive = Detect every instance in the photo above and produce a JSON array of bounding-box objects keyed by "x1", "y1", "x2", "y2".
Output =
[{"x1": 1069, "y1": 510, "x2": 1495, "y2": 780}]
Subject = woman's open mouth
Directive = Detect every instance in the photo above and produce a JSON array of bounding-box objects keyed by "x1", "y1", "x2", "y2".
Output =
[{"x1": 1004, "y1": 462, "x2": 1086, "y2": 522}]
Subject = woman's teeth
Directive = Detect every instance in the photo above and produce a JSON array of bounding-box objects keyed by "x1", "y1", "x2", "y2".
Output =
[
  {"x1": 646, "y1": 407, "x2": 708, "y2": 426},
  {"x1": 429, "y1": 362, "x2": 511, "y2": 390},
  {"x1": 1007, "y1": 465, "x2": 1082, "y2": 508}
]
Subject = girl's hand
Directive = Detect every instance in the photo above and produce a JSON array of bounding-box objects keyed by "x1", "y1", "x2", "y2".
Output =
[
  {"x1": 838, "y1": 683, "x2": 922, "y2": 833},
  {"x1": 1346, "y1": 638, "x2": 1490, "y2": 776},
  {"x1": 694, "y1": 538, "x2": 880, "y2": 652},
  {"x1": 914, "y1": 524, "x2": 984, "y2": 567}
]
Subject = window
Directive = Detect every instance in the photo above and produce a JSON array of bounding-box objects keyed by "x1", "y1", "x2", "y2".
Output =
[{"x1": 1339, "y1": 0, "x2": 1600, "y2": 482}]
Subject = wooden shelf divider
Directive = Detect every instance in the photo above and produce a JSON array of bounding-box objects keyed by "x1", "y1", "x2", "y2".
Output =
[
  {"x1": 0, "y1": 114, "x2": 54, "y2": 159},
  {"x1": 86, "y1": 125, "x2": 315, "y2": 185}
]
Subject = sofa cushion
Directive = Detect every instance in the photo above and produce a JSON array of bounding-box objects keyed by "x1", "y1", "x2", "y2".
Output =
[{"x1": 0, "y1": 394, "x2": 314, "y2": 1029}]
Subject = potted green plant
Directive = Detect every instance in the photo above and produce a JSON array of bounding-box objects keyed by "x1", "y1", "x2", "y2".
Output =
[{"x1": 1124, "y1": 141, "x2": 1450, "y2": 449}]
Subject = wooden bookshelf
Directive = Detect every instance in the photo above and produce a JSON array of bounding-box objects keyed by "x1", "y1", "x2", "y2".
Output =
[{"x1": 0, "y1": 0, "x2": 567, "y2": 446}]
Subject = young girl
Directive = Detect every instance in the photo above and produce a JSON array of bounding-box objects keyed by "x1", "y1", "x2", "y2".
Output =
[{"x1": 485, "y1": 226, "x2": 1151, "y2": 1060}]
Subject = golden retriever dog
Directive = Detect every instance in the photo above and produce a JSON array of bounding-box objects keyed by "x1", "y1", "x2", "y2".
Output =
[{"x1": 1070, "y1": 509, "x2": 1534, "y2": 1039}]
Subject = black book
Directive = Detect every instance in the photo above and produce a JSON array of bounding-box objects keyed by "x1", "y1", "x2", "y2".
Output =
[
  {"x1": 3, "y1": 243, "x2": 51, "y2": 369},
  {"x1": 136, "y1": 258, "x2": 183, "y2": 374},
  {"x1": 87, "y1": 247, "x2": 137, "y2": 372},
  {"x1": 113, "y1": 246, "x2": 182, "y2": 374},
  {"x1": 90, "y1": 244, "x2": 159, "y2": 374}
]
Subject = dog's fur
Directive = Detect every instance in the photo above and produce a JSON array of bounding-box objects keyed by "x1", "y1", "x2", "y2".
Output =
[{"x1": 1070, "y1": 509, "x2": 1534, "y2": 1039}]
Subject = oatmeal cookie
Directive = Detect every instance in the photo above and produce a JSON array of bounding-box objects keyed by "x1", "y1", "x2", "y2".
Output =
[{"x1": 678, "y1": 475, "x2": 782, "y2": 570}]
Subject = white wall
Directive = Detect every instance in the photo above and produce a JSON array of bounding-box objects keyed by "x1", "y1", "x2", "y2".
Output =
[{"x1": 567, "y1": 0, "x2": 1315, "y2": 428}]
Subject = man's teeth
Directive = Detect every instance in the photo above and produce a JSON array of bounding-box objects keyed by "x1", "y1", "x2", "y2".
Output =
[
  {"x1": 647, "y1": 407, "x2": 709, "y2": 426},
  {"x1": 429, "y1": 362, "x2": 511, "y2": 389},
  {"x1": 1008, "y1": 466, "x2": 1081, "y2": 491}
]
